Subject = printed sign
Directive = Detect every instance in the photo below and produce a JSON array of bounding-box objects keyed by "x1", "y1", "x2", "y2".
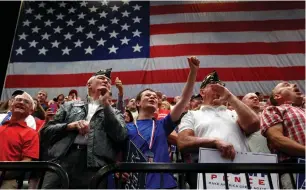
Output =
[
  {"x1": 197, "y1": 148, "x2": 279, "y2": 189},
  {"x1": 124, "y1": 140, "x2": 147, "y2": 189}
]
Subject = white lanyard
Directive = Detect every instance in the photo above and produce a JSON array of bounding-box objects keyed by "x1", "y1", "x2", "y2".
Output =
[{"x1": 134, "y1": 120, "x2": 156, "y2": 149}]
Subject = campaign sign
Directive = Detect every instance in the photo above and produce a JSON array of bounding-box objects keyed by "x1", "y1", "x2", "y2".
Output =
[
  {"x1": 297, "y1": 158, "x2": 305, "y2": 189},
  {"x1": 124, "y1": 140, "x2": 147, "y2": 189},
  {"x1": 197, "y1": 148, "x2": 279, "y2": 189}
]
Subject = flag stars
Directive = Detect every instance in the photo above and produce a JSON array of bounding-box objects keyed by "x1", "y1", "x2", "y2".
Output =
[
  {"x1": 23, "y1": 20, "x2": 31, "y2": 27},
  {"x1": 121, "y1": 23, "x2": 130, "y2": 31},
  {"x1": 108, "y1": 45, "x2": 118, "y2": 54},
  {"x1": 54, "y1": 26, "x2": 63, "y2": 34},
  {"x1": 120, "y1": 37, "x2": 130, "y2": 45},
  {"x1": 51, "y1": 40, "x2": 61, "y2": 48},
  {"x1": 132, "y1": 44, "x2": 143, "y2": 52},
  {"x1": 64, "y1": 32, "x2": 73, "y2": 40},
  {"x1": 97, "y1": 38, "x2": 106, "y2": 46},
  {"x1": 88, "y1": 18, "x2": 97, "y2": 25},
  {"x1": 56, "y1": 13, "x2": 65, "y2": 20},
  {"x1": 76, "y1": 25, "x2": 85, "y2": 33},
  {"x1": 38, "y1": 2, "x2": 46, "y2": 8},
  {"x1": 80, "y1": 1, "x2": 88, "y2": 7},
  {"x1": 34, "y1": 14, "x2": 43, "y2": 20},
  {"x1": 62, "y1": 47, "x2": 72, "y2": 55},
  {"x1": 133, "y1": 4, "x2": 142, "y2": 11},
  {"x1": 44, "y1": 20, "x2": 53, "y2": 27},
  {"x1": 132, "y1": 29, "x2": 142, "y2": 37},
  {"x1": 111, "y1": 5, "x2": 119, "y2": 12},
  {"x1": 16, "y1": 47, "x2": 25, "y2": 55},
  {"x1": 68, "y1": 7, "x2": 76, "y2": 14},
  {"x1": 89, "y1": 6, "x2": 98, "y2": 12},
  {"x1": 18, "y1": 32, "x2": 28, "y2": 40},
  {"x1": 25, "y1": 8, "x2": 33, "y2": 14},
  {"x1": 29, "y1": 40, "x2": 38, "y2": 48},
  {"x1": 101, "y1": 0, "x2": 108, "y2": 6},
  {"x1": 38, "y1": 47, "x2": 48, "y2": 55},
  {"x1": 109, "y1": 30, "x2": 119, "y2": 38},
  {"x1": 78, "y1": 12, "x2": 86, "y2": 19},
  {"x1": 47, "y1": 8, "x2": 55, "y2": 14},
  {"x1": 85, "y1": 46, "x2": 94, "y2": 54},
  {"x1": 110, "y1": 17, "x2": 119, "y2": 24},
  {"x1": 121, "y1": 10, "x2": 130, "y2": 17},
  {"x1": 98, "y1": 24, "x2": 107, "y2": 32},
  {"x1": 31, "y1": 26, "x2": 40, "y2": 33},
  {"x1": 59, "y1": 2, "x2": 67, "y2": 7},
  {"x1": 66, "y1": 19, "x2": 75, "y2": 26},
  {"x1": 74, "y1": 39, "x2": 83, "y2": 47},
  {"x1": 99, "y1": 11, "x2": 107, "y2": 18},
  {"x1": 41, "y1": 32, "x2": 51, "y2": 40},
  {"x1": 86, "y1": 31, "x2": 95, "y2": 39},
  {"x1": 133, "y1": 16, "x2": 142, "y2": 23}
]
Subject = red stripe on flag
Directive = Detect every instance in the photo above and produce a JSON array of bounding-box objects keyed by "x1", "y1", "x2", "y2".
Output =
[
  {"x1": 5, "y1": 67, "x2": 305, "y2": 88},
  {"x1": 150, "y1": 19, "x2": 305, "y2": 35},
  {"x1": 150, "y1": 1, "x2": 305, "y2": 15},
  {"x1": 150, "y1": 42, "x2": 305, "y2": 57}
]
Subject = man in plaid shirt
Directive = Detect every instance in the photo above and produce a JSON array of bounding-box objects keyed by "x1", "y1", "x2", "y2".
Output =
[{"x1": 261, "y1": 81, "x2": 305, "y2": 188}]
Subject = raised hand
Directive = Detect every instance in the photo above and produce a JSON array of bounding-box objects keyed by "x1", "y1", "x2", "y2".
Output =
[
  {"x1": 210, "y1": 84, "x2": 233, "y2": 105},
  {"x1": 187, "y1": 56, "x2": 200, "y2": 71},
  {"x1": 115, "y1": 77, "x2": 123, "y2": 96},
  {"x1": 99, "y1": 90, "x2": 112, "y2": 107}
]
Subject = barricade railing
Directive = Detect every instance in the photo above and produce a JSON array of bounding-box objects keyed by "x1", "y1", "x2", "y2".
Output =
[
  {"x1": 0, "y1": 161, "x2": 69, "y2": 189},
  {"x1": 90, "y1": 163, "x2": 304, "y2": 189}
]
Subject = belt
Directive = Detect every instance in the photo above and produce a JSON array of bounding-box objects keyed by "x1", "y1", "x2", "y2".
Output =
[{"x1": 71, "y1": 144, "x2": 87, "y2": 150}]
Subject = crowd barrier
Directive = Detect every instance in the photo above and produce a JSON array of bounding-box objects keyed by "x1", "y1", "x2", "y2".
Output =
[
  {"x1": 90, "y1": 162, "x2": 304, "y2": 189},
  {"x1": 0, "y1": 161, "x2": 69, "y2": 188}
]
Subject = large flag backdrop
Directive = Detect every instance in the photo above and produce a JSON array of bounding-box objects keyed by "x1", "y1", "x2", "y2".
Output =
[{"x1": 1, "y1": 1, "x2": 305, "y2": 101}]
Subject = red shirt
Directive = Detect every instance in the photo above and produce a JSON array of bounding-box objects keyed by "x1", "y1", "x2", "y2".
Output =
[
  {"x1": 261, "y1": 104, "x2": 305, "y2": 161},
  {"x1": 157, "y1": 109, "x2": 171, "y2": 120},
  {"x1": 0, "y1": 120, "x2": 39, "y2": 161},
  {"x1": 34, "y1": 118, "x2": 45, "y2": 132}
]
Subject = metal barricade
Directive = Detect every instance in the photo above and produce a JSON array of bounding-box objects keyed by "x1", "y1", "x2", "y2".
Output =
[
  {"x1": 90, "y1": 162, "x2": 304, "y2": 189},
  {"x1": 0, "y1": 161, "x2": 69, "y2": 189}
]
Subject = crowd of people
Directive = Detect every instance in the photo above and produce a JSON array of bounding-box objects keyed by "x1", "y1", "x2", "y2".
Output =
[{"x1": 0, "y1": 56, "x2": 304, "y2": 189}]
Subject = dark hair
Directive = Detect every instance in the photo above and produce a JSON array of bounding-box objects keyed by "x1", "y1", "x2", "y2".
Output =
[
  {"x1": 69, "y1": 89, "x2": 78, "y2": 97},
  {"x1": 255, "y1": 92, "x2": 261, "y2": 96},
  {"x1": 125, "y1": 109, "x2": 134, "y2": 123},
  {"x1": 135, "y1": 88, "x2": 156, "y2": 112}
]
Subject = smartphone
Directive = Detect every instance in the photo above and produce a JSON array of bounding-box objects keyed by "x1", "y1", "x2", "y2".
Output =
[{"x1": 49, "y1": 103, "x2": 57, "y2": 113}]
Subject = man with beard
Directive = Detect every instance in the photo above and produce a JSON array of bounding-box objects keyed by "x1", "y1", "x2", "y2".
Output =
[
  {"x1": 177, "y1": 71, "x2": 260, "y2": 188},
  {"x1": 261, "y1": 81, "x2": 305, "y2": 188},
  {"x1": 242, "y1": 93, "x2": 270, "y2": 153}
]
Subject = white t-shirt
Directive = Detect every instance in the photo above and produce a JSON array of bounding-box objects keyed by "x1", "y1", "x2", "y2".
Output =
[
  {"x1": 179, "y1": 105, "x2": 249, "y2": 152},
  {"x1": 0, "y1": 112, "x2": 36, "y2": 130}
]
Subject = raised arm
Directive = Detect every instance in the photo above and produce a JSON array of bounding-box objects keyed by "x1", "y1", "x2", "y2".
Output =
[
  {"x1": 170, "y1": 56, "x2": 199, "y2": 122},
  {"x1": 210, "y1": 84, "x2": 260, "y2": 135}
]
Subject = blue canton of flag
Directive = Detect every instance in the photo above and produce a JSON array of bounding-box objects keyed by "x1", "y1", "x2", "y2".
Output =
[{"x1": 11, "y1": 1, "x2": 149, "y2": 62}]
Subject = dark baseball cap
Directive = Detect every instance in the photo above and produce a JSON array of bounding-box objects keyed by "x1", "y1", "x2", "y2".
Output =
[{"x1": 191, "y1": 94, "x2": 202, "y2": 100}]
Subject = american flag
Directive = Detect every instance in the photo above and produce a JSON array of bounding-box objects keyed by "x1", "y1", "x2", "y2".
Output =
[{"x1": 1, "y1": 1, "x2": 305, "y2": 101}]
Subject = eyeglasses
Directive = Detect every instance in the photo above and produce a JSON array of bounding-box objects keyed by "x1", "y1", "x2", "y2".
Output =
[{"x1": 15, "y1": 97, "x2": 31, "y2": 105}]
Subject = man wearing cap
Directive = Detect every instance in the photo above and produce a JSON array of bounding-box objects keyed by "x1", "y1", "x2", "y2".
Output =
[
  {"x1": 0, "y1": 90, "x2": 40, "y2": 131},
  {"x1": 177, "y1": 71, "x2": 260, "y2": 188},
  {"x1": 189, "y1": 94, "x2": 203, "y2": 110},
  {"x1": 40, "y1": 68, "x2": 127, "y2": 189}
]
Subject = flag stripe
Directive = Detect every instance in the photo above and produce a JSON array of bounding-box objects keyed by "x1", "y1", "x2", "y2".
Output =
[
  {"x1": 3, "y1": 80, "x2": 305, "y2": 100},
  {"x1": 150, "y1": 30, "x2": 305, "y2": 45},
  {"x1": 150, "y1": 19, "x2": 305, "y2": 35},
  {"x1": 150, "y1": 9, "x2": 305, "y2": 25},
  {"x1": 150, "y1": 1, "x2": 305, "y2": 15},
  {"x1": 7, "y1": 53, "x2": 305, "y2": 75},
  {"x1": 5, "y1": 66, "x2": 305, "y2": 88},
  {"x1": 150, "y1": 42, "x2": 305, "y2": 58}
]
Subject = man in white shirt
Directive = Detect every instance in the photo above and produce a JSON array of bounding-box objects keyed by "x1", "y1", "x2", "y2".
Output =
[
  {"x1": 178, "y1": 71, "x2": 259, "y2": 156},
  {"x1": 177, "y1": 71, "x2": 260, "y2": 188}
]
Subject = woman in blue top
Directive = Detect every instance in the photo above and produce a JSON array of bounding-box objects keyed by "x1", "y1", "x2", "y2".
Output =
[{"x1": 126, "y1": 56, "x2": 199, "y2": 189}]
